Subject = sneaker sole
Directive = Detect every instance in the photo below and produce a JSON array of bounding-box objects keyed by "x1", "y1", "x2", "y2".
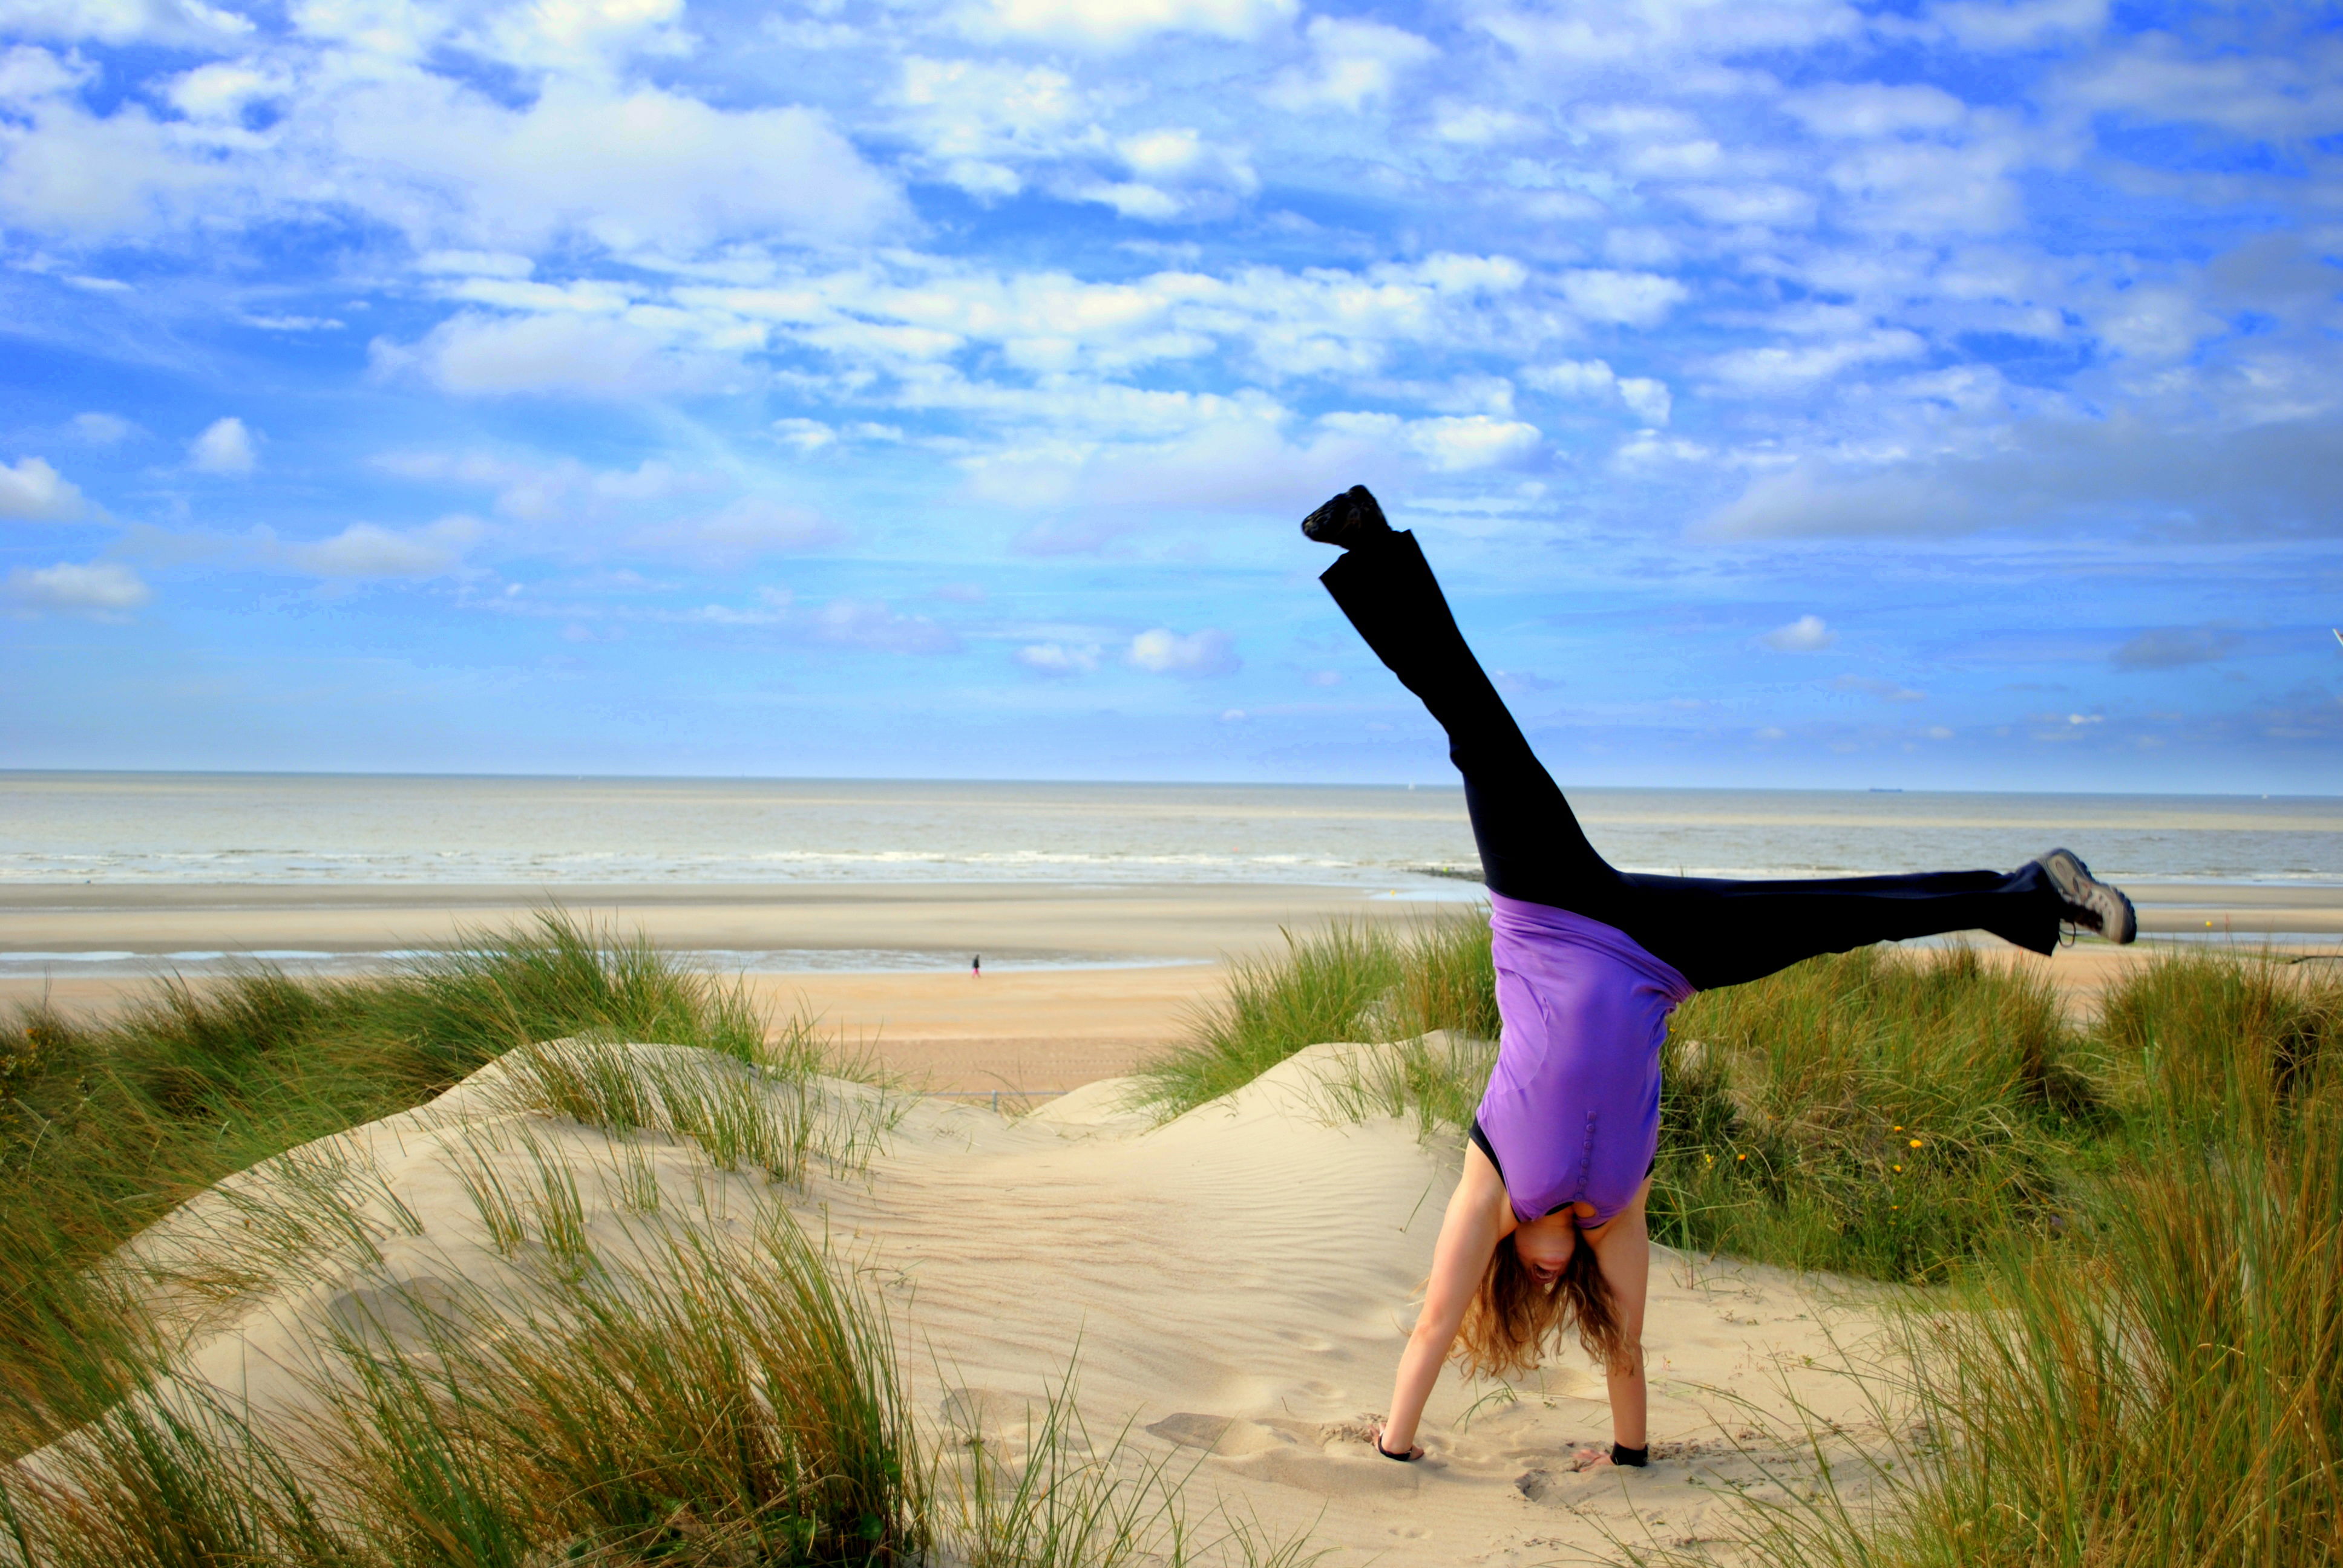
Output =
[{"x1": 2039, "y1": 848, "x2": 2138, "y2": 944}]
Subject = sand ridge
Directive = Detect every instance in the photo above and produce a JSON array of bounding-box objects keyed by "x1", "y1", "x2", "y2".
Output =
[{"x1": 65, "y1": 1039, "x2": 1909, "y2": 1566}]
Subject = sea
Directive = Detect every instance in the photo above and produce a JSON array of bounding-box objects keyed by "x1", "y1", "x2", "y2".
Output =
[{"x1": 4, "y1": 773, "x2": 2338, "y2": 973}]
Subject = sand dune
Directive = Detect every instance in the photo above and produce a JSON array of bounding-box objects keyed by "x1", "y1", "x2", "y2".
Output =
[{"x1": 77, "y1": 1040, "x2": 1906, "y2": 1566}]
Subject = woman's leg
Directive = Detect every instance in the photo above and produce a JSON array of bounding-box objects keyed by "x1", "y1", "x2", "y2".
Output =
[
  {"x1": 1319, "y1": 529, "x2": 1632, "y2": 923},
  {"x1": 1314, "y1": 518, "x2": 2076, "y2": 990},
  {"x1": 1614, "y1": 865, "x2": 2060, "y2": 991}
]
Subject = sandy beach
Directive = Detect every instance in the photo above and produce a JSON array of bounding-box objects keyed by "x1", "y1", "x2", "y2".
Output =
[
  {"x1": 4, "y1": 878, "x2": 2337, "y2": 1091},
  {"x1": 90, "y1": 1040, "x2": 1906, "y2": 1567}
]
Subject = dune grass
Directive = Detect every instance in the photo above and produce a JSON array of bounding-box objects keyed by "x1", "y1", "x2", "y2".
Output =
[
  {"x1": 1646, "y1": 951, "x2": 2343, "y2": 1568},
  {"x1": 1127, "y1": 912, "x2": 1496, "y2": 1117},
  {"x1": 3, "y1": 1198, "x2": 932, "y2": 1567},
  {"x1": 0, "y1": 911, "x2": 805, "y2": 1454},
  {"x1": 1146, "y1": 910, "x2": 2343, "y2": 1567},
  {"x1": 0, "y1": 993, "x2": 1316, "y2": 1568}
]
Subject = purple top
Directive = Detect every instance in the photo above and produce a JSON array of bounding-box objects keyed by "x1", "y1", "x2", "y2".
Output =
[{"x1": 1473, "y1": 893, "x2": 1695, "y2": 1229}]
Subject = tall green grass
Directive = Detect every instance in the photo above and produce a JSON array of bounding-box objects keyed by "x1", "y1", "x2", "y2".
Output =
[
  {"x1": 0, "y1": 1045, "x2": 1316, "y2": 1568},
  {"x1": 1651, "y1": 944, "x2": 2099, "y2": 1282},
  {"x1": 1129, "y1": 912, "x2": 1496, "y2": 1116},
  {"x1": 0, "y1": 1144, "x2": 928, "y2": 1567},
  {"x1": 1147, "y1": 913, "x2": 2343, "y2": 1566},
  {"x1": 0, "y1": 912, "x2": 797, "y2": 1455},
  {"x1": 1650, "y1": 953, "x2": 2343, "y2": 1568}
]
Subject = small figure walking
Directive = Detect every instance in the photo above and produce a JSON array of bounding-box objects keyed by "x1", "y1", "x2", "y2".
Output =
[{"x1": 971, "y1": 953, "x2": 981, "y2": 980}]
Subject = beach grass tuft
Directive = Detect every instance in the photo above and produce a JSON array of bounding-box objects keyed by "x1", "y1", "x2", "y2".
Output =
[
  {"x1": 0, "y1": 910, "x2": 816, "y2": 1456},
  {"x1": 1631, "y1": 956, "x2": 2343, "y2": 1568},
  {"x1": 1127, "y1": 911, "x2": 1496, "y2": 1118}
]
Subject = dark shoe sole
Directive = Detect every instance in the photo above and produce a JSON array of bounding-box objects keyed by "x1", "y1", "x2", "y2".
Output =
[
  {"x1": 2038, "y1": 848, "x2": 2137, "y2": 944},
  {"x1": 1302, "y1": 485, "x2": 1392, "y2": 549}
]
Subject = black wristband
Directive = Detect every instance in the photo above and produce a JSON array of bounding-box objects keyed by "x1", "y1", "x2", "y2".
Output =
[{"x1": 1611, "y1": 1443, "x2": 1648, "y2": 1468}]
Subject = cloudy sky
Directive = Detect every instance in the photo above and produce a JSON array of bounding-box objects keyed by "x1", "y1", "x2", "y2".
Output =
[{"x1": 2, "y1": 0, "x2": 2338, "y2": 791}]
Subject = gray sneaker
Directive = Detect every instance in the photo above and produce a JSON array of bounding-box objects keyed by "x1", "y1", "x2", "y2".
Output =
[{"x1": 2036, "y1": 848, "x2": 2137, "y2": 944}]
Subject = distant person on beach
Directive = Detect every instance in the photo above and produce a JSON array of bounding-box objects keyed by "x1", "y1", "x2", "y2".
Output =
[
  {"x1": 1298, "y1": 485, "x2": 2140, "y2": 1474},
  {"x1": 972, "y1": 954, "x2": 981, "y2": 979}
]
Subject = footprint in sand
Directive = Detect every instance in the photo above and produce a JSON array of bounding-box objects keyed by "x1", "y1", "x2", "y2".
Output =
[
  {"x1": 324, "y1": 1278, "x2": 468, "y2": 1349},
  {"x1": 939, "y1": 1387, "x2": 1055, "y2": 1446},
  {"x1": 1145, "y1": 1413, "x2": 1419, "y2": 1495}
]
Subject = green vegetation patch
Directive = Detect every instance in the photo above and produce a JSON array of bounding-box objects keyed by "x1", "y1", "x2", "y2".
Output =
[
  {"x1": 1147, "y1": 910, "x2": 2343, "y2": 1568},
  {"x1": 0, "y1": 911, "x2": 786, "y2": 1452},
  {"x1": 1128, "y1": 912, "x2": 1496, "y2": 1118}
]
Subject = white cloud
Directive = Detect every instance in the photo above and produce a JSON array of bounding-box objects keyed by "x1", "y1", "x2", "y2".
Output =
[
  {"x1": 5, "y1": 558, "x2": 148, "y2": 613},
  {"x1": 0, "y1": 0, "x2": 250, "y2": 48},
  {"x1": 681, "y1": 496, "x2": 844, "y2": 559},
  {"x1": 1434, "y1": 103, "x2": 1534, "y2": 144},
  {"x1": 70, "y1": 413, "x2": 133, "y2": 445},
  {"x1": 287, "y1": 517, "x2": 477, "y2": 578},
  {"x1": 1703, "y1": 330, "x2": 1926, "y2": 391},
  {"x1": 329, "y1": 77, "x2": 905, "y2": 256},
  {"x1": 188, "y1": 416, "x2": 257, "y2": 475},
  {"x1": 894, "y1": 57, "x2": 1095, "y2": 197},
  {"x1": 811, "y1": 599, "x2": 960, "y2": 655},
  {"x1": 1129, "y1": 626, "x2": 1239, "y2": 677},
  {"x1": 1, "y1": 48, "x2": 900, "y2": 255},
  {"x1": 1480, "y1": 0, "x2": 1865, "y2": 68},
  {"x1": 1081, "y1": 180, "x2": 1187, "y2": 221},
  {"x1": 240, "y1": 313, "x2": 343, "y2": 332},
  {"x1": 1265, "y1": 17, "x2": 1438, "y2": 113},
  {"x1": 972, "y1": 0, "x2": 1296, "y2": 49},
  {"x1": 1522, "y1": 360, "x2": 1672, "y2": 423},
  {"x1": 984, "y1": 405, "x2": 1411, "y2": 537},
  {"x1": 0, "y1": 454, "x2": 87, "y2": 519},
  {"x1": 1558, "y1": 269, "x2": 1689, "y2": 327},
  {"x1": 1404, "y1": 415, "x2": 1541, "y2": 471},
  {"x1": 1786, "y1": 82, "x2": 1968, "y2": 139},
  {"x1": 1672, "y1": 183, "x2": 1817, "y2": 227},
  {"x1": 1617, "y1": 377, "x2": 1672, "y2": 425},
  {"x1": 375, "y1": 451, "x2": 710, "y2": 522},
  {"x1": 1761, "y1": 614, "x2": 1837, "y2": 652},
  {"x1": 418, "y1": 250, "x2": 536, "y2": 278},
  {"x1": 1702, "y1": 412, "x2": 2343, "y2": 538},
  {"x1": 374, "y1": 312, "x2": 739, "y2": 398},
  {"x1": 1015, "y1": 641, "x2": 1102, "y2": 676},
  {"x1": 0, "y1": 46, "x2": 231, "y2": 235},
  {"x1": 774, "y1": 419, "x2": 837, "y2": 452},
  {"x1": 1930, "y1": 0, "x2": 2106, "y2": 50}
]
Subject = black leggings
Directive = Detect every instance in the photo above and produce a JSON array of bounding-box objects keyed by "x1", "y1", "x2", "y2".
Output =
[{"x1": 1320, "y1": 532, "x2": 2063, "y2": 991}]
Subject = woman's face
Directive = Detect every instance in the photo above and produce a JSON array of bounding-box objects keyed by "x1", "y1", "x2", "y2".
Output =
[{"x1": 1513, "y1": 1212, "x2": 1578, "y2": 1285}]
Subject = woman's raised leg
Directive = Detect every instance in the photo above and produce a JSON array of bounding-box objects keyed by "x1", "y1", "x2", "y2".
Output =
[{"x1": 1307, "y1": 491, "x2": 2127, "y2": 991}]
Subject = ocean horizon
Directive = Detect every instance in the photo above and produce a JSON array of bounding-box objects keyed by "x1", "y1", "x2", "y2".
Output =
[{"x1": 5, "y1": 771, "x2": 2340, "y2": 891}]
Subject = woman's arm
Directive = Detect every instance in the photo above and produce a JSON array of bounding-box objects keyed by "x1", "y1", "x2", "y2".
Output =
[
  {"x1": 1379, "y1": 1143, "x2": 1510, "y2": 1455},
  {"x1": 1582, "y1": 1178, "x2": 1653, "y2": 1457}
]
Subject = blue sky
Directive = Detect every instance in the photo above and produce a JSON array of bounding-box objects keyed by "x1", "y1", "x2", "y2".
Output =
[{"x1": 2, "y1": 0, "x2": 2338, "y2": 791}]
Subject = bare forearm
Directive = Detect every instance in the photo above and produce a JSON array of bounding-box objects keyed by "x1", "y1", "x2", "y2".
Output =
[
  {"x1": 1381, "y1": 1324, "x2": 1449, "y2": 1449},
  {"x1": 1606, "y1": 1351, "x2": 1647, "y2": 1449}
]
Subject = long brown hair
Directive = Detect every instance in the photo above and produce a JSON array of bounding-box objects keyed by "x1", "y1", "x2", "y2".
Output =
[{"x1": 1450, "y1": 1232, "x2": 1633, "y2": 1380}]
